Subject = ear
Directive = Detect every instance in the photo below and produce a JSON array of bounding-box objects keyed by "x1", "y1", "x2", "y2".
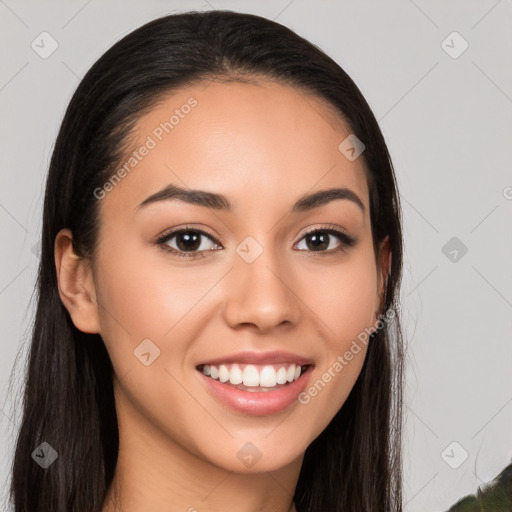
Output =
[
  {"x1": 375, "y1": 235, "x2": 392, "y2": 316},
  {"x1": 54, "y1": 228, "x2": 100, "y2": 334}
]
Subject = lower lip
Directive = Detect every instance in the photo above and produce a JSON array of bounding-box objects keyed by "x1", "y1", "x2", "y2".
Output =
[{"x1": 197, "y1": 366, "x2": 313, "y2": 416}]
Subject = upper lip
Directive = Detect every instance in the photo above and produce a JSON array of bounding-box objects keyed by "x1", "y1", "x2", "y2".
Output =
[{"x1": 196, "y1": 350, "x2": 314, "y2": 368}]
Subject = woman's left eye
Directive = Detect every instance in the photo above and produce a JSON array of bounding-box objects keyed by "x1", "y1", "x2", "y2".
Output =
[
  {"x1": 155, "y1": 225, "x2": 358, "y2": 259},
  {"x1": 295, "y1": 227, "x2": 358, "y2": 254}
]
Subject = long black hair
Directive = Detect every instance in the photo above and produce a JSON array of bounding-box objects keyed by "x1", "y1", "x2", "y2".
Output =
[{"x1": 9, "y1": 10, "x2": 405, "y2": 512}]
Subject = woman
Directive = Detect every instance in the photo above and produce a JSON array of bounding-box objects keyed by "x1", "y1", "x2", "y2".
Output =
[{"x1": 9, "y1": 10, "x2": 405, "y2": 512}]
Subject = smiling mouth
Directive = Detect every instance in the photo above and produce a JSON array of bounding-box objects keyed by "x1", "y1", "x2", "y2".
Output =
[{"x1": 196, "y1": 363, "x2": 313, "y2": 392}]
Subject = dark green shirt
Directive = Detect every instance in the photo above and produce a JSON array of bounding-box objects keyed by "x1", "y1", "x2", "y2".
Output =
[{"x1": 445, "y1": 462, "x2": 512, "y2": 511}]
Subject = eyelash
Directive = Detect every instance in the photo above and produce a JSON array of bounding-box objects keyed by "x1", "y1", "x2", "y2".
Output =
[{"x1": 155, "y1": 224, "x2": 358, "y2": 259}]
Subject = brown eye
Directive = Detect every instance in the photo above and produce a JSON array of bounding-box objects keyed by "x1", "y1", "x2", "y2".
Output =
[
  {"x1": 295, "y1": 227, "x2": 358, "y2": 254},
  {"x1": 156, "y1": 228, "x2": 221, "y2": 258}
]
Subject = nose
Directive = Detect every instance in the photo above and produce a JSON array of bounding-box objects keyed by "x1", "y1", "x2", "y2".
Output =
[{"x1": 222, "y1": 244, "x2": 302, "y2": 333}]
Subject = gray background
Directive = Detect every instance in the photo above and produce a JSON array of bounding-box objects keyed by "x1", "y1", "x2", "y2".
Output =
[{"x1": 1, "y1": 1, "x2": 511, "y2": 510}]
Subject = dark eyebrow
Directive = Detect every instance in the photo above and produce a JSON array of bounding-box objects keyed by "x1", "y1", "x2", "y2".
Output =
[
  {"x1": 136, "y1": 184, "x2": 365, "y2": 214},
  {"x1": 291, "y1": 187, "x2": 365, "y2": 213}
]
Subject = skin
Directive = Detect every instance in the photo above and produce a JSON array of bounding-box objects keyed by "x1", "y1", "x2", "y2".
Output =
[{"x1": 54, "y1": 79, "x2": 391, "y2": 512}]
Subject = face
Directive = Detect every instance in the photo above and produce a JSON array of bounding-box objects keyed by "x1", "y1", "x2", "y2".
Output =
[{"x1": 61, "y1": 79, "x2": 390, "y2": 474}]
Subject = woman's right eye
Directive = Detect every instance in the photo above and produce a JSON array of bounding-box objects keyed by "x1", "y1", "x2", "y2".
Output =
[{"x1": 156, "y1": 228, "x2": 221, "y2": 258}]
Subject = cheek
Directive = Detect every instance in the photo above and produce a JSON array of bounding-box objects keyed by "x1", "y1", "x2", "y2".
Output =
[
  {"x1": 92, "y1": 239, "x2": 225, "y2": 382},
  {"x1": 91, "y1": 242, "x2": 210, "y2": 428},
  {"x1": 92, "y1": 240, "x2": 171, "y2": 369},
  {"x1": 94, "y1": 240, "x2": 199, "y2": 337},
  {"x1": 296, "y1": 255, "x2": 377, "y2": 424},
  {"x1": 307, "y1": 256, "x2": 378, "y2": 345}
]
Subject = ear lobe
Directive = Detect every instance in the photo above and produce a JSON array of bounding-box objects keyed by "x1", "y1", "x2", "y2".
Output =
[{"x1": 54, "y1": 228, "x2": 100, "y2": 334}]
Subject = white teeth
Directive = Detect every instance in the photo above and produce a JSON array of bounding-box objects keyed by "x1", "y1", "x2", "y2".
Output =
[
  {"x1": 218, "y1": 365, "x2": 230, "y2": 383},
  {"x1": 229, "y1": 364, "x2": 243, "y2": 385},
  {"x1": 243, "y1": 365, "x2": 260, "y2": 386},
  {"x1": 200, "y1": 362, "x2": 305, "y2": 388},
  {"x1": 259, "y1": 366, "x2": 277, "y2": 387},
  {"x1": 276, "y1": 367, "x2": 287, "y2": 384}
]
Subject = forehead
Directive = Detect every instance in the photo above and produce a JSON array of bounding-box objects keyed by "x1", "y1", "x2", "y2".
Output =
[{"x1": 100, "y1": 79, "x2": 370, "y2": 221}]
